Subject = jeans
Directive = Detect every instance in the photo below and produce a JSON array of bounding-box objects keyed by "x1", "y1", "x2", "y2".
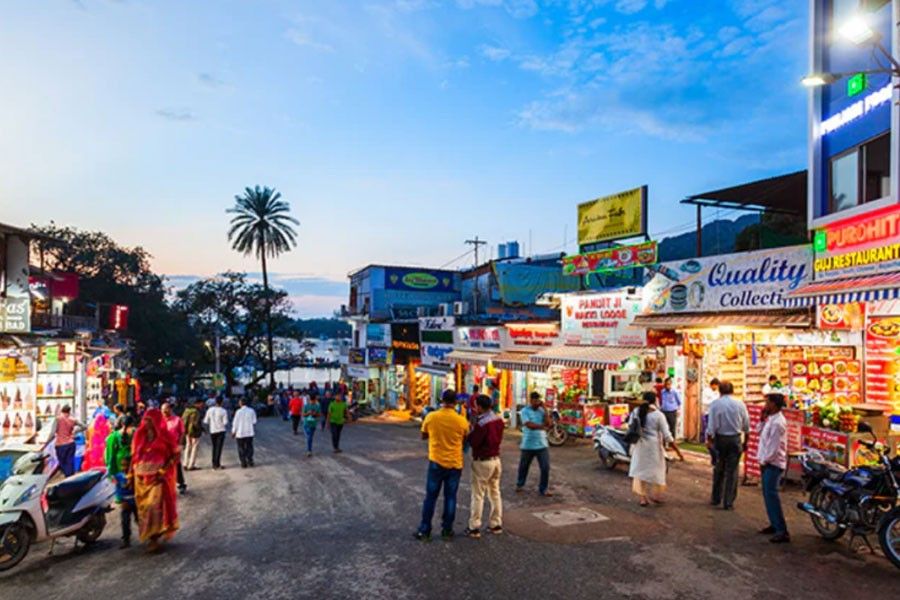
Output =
[
  {"x1": 762, "y1": 465, "x2": 788, "y2": 535},
  {"x1": 236, "y1": 436, "x2": 255, "y2": 467},
  {"x1": 712, "y1": 435, "x2": 743, "y2": 508},
  {"x1": 418, "y1": 461, "x2": 462, "y2": 536},
  {"x1": 469, "y1": 458, "x2": 503, "y2": 530},
  {"x1": 56, "y1": 442, "x2": 76, "y2": 477},
  {"x1": 183, "y1": 437, "x2": 200, "y2": 469},
  {"x1": 210, "y1": 432, "x2": 226, "y2": 468},
  {"x1": 330, "y1": 423, "x2": 344, "y2": 450},
  {"x1": 303, "y1": 423, "x2": 316, "y2": 452},
  {"x1": 517, "y1": 448, "x2": 550, "y2": 494}
]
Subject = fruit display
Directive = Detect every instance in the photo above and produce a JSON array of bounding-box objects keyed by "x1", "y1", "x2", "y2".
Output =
[{"x1": 812, "y1": 399, "x2": 859, "y2": 432}]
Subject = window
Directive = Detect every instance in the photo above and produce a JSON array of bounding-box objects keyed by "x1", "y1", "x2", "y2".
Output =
[{"x1": 829, "y1": 133, "x2": 891, "y2": 214}]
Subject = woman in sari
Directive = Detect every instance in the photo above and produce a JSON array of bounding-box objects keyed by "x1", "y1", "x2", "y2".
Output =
[
  {"x1": 131, "y1": 408, "x2": 179, "y2": 551},
  {"x1": 628, "y1": 392, "x2": 682, "y2": 507}
]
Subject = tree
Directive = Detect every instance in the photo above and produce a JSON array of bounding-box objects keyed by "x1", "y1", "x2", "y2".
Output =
[
  {"x1": 227, "y1": 186, "x2": 299, "y2": 390},
  {"x1": 734, "y1": 212, "x2": 808, "y2": 252},
  {"x1": 174, "y1": 272, "x2": 298, "y2": 390}
]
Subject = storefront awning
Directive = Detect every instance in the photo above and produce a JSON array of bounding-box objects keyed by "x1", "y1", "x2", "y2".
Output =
[
  {"x1": 785, "y1": 272, "x2": 900, "y2": 307},
  {"x1": 530, "y1": 345, "x2": 641, "y2": 370},
  {"x1": 631, "y1": 311, "x2": 811, "y2": 329},
  {"x1": 415, "y1": 365, "x2": 453, "y2": 377},
  {"x1": 492, "y1": 351, "x2": 544, "y2": 373},
  {"x1": 447, "y1": 350, "x2": 495, "y2": 366}
]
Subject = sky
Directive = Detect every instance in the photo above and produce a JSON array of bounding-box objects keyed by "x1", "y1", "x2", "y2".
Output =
[{"x1": 0, "y1": 0, "x2": 809, "y2": 317}]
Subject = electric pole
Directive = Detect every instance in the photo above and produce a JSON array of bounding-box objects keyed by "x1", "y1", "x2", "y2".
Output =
[{"x1": 465, "y1": 236, "x2": 487, "y2": 267}]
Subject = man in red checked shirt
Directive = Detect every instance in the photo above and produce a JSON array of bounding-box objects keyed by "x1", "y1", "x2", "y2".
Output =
[{"x1": 464, "y1": 394, "x2": 505, "y2": 539}]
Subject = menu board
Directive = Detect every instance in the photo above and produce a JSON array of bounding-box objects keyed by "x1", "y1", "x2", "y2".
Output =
[
  {"x1": 864, "y1": 316, "x2": 900, "y2": 418},
  {"x1": 801, "y1": 426, "x2": 850, "y2": 465},
  {"x1": 789, "y1": 359, "x2": 862, "y2": 405},
  {"x1": 745, "y1": 403, "x2": 764, "y2": 479}
]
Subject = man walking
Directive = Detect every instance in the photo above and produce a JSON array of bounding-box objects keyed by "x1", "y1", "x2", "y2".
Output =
[
  {"x1": 232, "y1": 397, "x2": 258, "y2": 468},
  {"x1": 204, "y1": 396, "x2": 229, "y2": 470},
  {"x1": 516, "y1": 391, "x2": 553, "y2": 497},
  {"x1": 182, "y1": 399, "x2": 203, "y2": 471},
  {"x1": 302, "y1": 394, "x2": 321, "y2": 457},
  {"x1": 319, "y1": 390, "x2": 332, "y2": 432},
  {"x1": 707, "y1": 380, "x2": 750, "y2": 510},
  {"x1": 162, "y1": 401, "x2": 188, "y2": 494},
  {"x1": 660, "y1": 377, "x2": 682, "y2": 439},
  {"x1": 328, "y1": 393, "x2": 350, "y2": 453},
  {"x1": 758, "y1": 393, "x2": 790, "y2": 543},
  {"x1": 415, "y1": 389, "x2": 470, "y2": 542},
  {"x1": 289, "y1": 392, "x2": 304, "y2": 435},
  {"x1": 465, "y1": 394, "x2": 504, "y2": 539}
]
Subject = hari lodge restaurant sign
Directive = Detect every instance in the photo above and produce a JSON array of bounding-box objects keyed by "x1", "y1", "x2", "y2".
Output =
[{"x1": 813, "y1": 204, "x2": 900, "y2": 281}]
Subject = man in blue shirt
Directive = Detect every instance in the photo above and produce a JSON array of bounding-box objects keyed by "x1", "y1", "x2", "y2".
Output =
[
  {"x1": 660, "y1": 377, "x2": 682, "y2": 440},
  {"x1": 516, "y1": 391, "x2": 553, "y2": 496}
]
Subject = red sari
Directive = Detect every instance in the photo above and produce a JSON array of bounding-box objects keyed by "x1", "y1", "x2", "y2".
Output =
[{"x1": 131, "y1": 408, "x2": 179, "y2": 543}]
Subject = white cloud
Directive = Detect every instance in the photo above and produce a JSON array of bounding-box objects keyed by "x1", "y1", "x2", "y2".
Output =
[
  {"x1": 481, "y1": 44, "x2": 511, "y2": 61},
  {"x1": 615, "y1": 0, "x2": 648, "y2": 14},
  {"x1": 456, "y1": 0, "x2": 538, "y2": 19},
  {"x1": 285, "y1": 29, "x2": 334, "y2": 52}
]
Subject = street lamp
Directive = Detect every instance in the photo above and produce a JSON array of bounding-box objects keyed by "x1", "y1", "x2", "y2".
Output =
[
  {"x1": 802, "y1": 11, "x2": 900, "y2": 86},
  {"x1": 801, "y1": 73, "x2": 839, "y2": 87},
  {"x1": 839, "y1": 14, "x2": 878, "y2": 46}
]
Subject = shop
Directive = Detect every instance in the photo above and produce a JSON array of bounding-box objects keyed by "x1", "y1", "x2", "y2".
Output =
[
  {"x1": 0, "y1": 347, "x2": 37, "y2": 442},
  {"x1": 416, "y1": 316, "x2": 456, "y2": 408},
  {"x1": 448, "y1": 325, "x2": 506, "y2": 408},
  {"x1": 390, "y1": 321, "x2": 423, "y2": 412}
]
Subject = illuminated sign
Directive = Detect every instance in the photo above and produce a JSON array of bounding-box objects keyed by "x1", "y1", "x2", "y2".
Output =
[
  {"x1": 578, "y1": 186, "x2": 648, "y2": 246},
  {"x1": 847, "y1": 73, "x2": 866, "y2": 98},
  {"x1": 813, "y1": 204, "x2": 900, "y2": 280},
  {"x1": 820, "y1": 83, "x2": 891, "y2": 135},
  {"x1": 505, "y1": 323, "x2": 561, "y2": 348},
  {"x1": 563, "y1": 240, "x2": 657, "y2": 276}
]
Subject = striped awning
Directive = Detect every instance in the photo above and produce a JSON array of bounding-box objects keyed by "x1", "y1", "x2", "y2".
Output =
[
  {"x1": 492, "y1": 351, "x2": 544, "y2": 373},
  {"x1": 785, "y1": 272, "x2": 900, "y2": 307},
  {"x1": 632, "y1": 311, "x2": 811, "y2": 329},
  {"x1": 447, "y1": 350, "x2": 496, "y2": 366},
  {"x1": 530, "y1": 345, "x2": 641, "y2": 370}
]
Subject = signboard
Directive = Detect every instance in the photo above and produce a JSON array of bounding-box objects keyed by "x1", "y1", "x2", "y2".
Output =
[
  {"x1": 367, "y1": 346, "x2": 389, "y2": 366},
  {"x1": 419, "y1": 316, "x2": 455, "y2": 368},
  {"x1": 0, "y1": 297, "x2": 30, "y2": 333},
  {"x1": 347, "y1": 365, "x2": 371, "y2": 380},
  {"x1": 561, "y1": 292, "x2": 646, "y2": 346},
  {"x1": 107, "y1": 304, "x2": 129, "y2": 331},
  {"x1": 384, "y1": 267, "x2": 456, "y2": 292},
  {"x1": 504, "y1": 323, "x2": 561, "y2": 349},
  {"x1": 455, "y1": 327, "x2": 505, "y2": 352},
  {"x1": 817, "y1": 303, "x2": 866, "y2": 331},
  {"x1": 390, "y1": 322, "x2": 421, "y2": 365},
  {"x1": 366, "y1": 323, "x2": 391, "y2": 346},
  {"x1": 348, "y1": 348, "x2": 366, "y2": 365},
  {"x1": 864, "y1": 315, "x2": 900, "y2": 419},
  {"x1": 563, "y1": 241, "x2": 657, "y2": 277},
  {"x1": 647, "y1": 329, "x2": 679, "y2": 347},
  {"x1": 577, "y1": 186, "x2": 647, "y2": 246},
  {"x1": 813, "y1": 204, "x2": 900, "y2": 280},
  {"x1": 642, "y1": 245, "x2": 811, "y2": 314}
]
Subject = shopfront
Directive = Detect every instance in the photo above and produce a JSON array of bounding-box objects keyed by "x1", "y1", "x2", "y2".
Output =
[
  {"x1": 416, "y1": 316, "x2": 456, "y2": 408},
  {"x1": 448, "y1": 325, "x2": 506, "y2": 404},
  {"x1": 391, "y1": 322, "x2": 422, "y2": 412}
]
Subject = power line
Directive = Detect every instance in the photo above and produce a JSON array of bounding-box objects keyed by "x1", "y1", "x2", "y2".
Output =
[
  {"x1": 439, "y1": 248, "x2": 474, "y2": 269},
  {"x1": 465, "y1": 236, "x2": 487, "y2": 267}
]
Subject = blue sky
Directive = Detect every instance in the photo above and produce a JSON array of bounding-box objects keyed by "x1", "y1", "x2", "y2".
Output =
[{"x1": 0, "y1": 0, "x2": 809, "y2": 316}]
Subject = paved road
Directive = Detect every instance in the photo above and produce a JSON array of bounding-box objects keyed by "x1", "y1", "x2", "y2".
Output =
[{"x1": 1, "y1": 418, "x2": 897, "y2": 599}]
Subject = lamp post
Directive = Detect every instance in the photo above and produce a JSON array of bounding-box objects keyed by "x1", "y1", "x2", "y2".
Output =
[{"x1": 802, "y1": 11, "x2": 900, "y2": 87}]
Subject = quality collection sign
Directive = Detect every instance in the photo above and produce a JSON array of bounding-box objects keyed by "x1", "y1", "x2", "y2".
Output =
[
  {"x1": 813, "y1": 204, "x2": 900, "y2": 281},
  {"x1": 561, "y1": 292, "x2": 645, "y2": 346},
  {"x1": 642, "y1": 246, "x2": 811, "y2": 314},
  {"x1": 577, "y1": 186, "x2": 647, "y2": 246},
  {"x1": 563, "y1": 240, "x2": 658, "y2": 276}
]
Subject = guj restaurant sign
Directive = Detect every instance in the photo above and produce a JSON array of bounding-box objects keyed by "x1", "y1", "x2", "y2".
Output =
[
  {"x1": 813, "y1": 204, "x2": 900, "y2": 281},
  {"x1": 643, "y1": 246, "x2": 811, "y2": 314}
]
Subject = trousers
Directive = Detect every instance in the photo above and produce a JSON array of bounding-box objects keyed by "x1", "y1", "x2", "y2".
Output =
[
  {"x1": 469, "y1": 457, "x2": 503, "y2": 530},
  {"x1": 291, "y1": 415, "x2": 302, "y2": 434},
  {"x1": 56, "y1": 442, "x2": 76, "y2": 477},
  {"x1": 236, "y1": 436, "x2": 255, "y2": 467},
  {"x1": 303, "y1": 423, "x2": 316, "y2": 452},
  {"x1": 330, "y1": 423, "x2": 344, "y2": 450},
  {"x1": 712, "y1": 434, "x2": 743, "y2": 508},
  {"x1": 183, "y1": 437, "x2": 200, "y2": 469},
  {"x1": 762, "y1": 465, "x2": 788, "y2": 534},
  {"x1": 516, "y1": 448, "x2": 550, "y2": 494},
  {"x1": 210, "y1": 432, "x2": 226, "y2": 468}
]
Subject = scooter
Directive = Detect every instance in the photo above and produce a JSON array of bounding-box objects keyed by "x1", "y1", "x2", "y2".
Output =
[
  {"x1": 593, "y1": 424, "x2": 633, "y2": 470},
  {"x1": 0, "y1": 451, "x2": 115, "y2": 571}
]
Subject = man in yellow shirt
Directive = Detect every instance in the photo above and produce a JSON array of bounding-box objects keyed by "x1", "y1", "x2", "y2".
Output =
[{"x1": 415, "y1": 389, "x2": 470, "y2": 541}]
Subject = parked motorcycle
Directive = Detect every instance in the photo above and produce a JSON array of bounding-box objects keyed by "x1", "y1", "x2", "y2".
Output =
[
  {"x1": 593, "y1": 424, "x2": 632, "y2": 470},
  {"x1": 0, "y1": 451, "x2": 115, "y2": 572},
  {"x1": 796, "y1": 423, "x2": 900, "y2": 569}
]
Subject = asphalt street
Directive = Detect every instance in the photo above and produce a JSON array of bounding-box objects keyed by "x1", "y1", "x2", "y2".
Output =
[{"x1": 1, "y1": 417, "x2": 897, "y2": 599}]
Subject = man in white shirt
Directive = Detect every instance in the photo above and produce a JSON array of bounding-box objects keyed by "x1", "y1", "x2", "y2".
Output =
[
  {"x1": 203, "y1": 396, "x2": 229, "y2": 470},
  {"x1": 761, "y1": 375, "x2": 780, "y2": 397},
  {"x1": 232, "y1": 397, "x2": 258, "y2": 468},
  {"x1": 758, "y1": 393, "x2": 789, "y2": 544}
]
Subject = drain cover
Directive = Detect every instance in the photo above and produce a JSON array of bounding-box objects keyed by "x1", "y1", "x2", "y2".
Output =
[{"x1": 532, "y1": 507, "x2": 610, "y2": 527}]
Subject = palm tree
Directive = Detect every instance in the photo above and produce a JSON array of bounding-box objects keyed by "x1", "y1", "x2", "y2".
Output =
[{"x1": 227, "y1": 186, "x2": 299, "y2": 390}]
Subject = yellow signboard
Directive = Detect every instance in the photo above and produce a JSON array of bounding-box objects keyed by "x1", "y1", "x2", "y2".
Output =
[{"x1": 577, "y1": 186, "x2": 647, "y2": 246}]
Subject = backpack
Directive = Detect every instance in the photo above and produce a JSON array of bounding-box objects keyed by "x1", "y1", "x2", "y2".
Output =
[{"x1": 624, "y1": 413, "x2": 643, "y2": 444}]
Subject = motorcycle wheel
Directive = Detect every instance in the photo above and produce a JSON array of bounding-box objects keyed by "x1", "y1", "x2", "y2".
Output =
[
  {"x1": 809, "y1": 485, "x2": 845, "y2": 541},
  {"x1": 547, "y1": 424, "x2": 568, "y2": 447},
  {"x1": 599, "y1": 448, "x2": 617, "y2": 470},
  {"x1": 0, "y1": 523, "x2": 31, "y2": 572},
  {"x1": 76, "y1": 513, "x2": 106, "y2": 545},
  {"x1": 878, "y1": 511, "x2": 900, "y2": 570}
]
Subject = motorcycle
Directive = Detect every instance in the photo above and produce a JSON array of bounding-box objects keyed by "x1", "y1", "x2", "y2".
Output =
[
  {"x1": 593, "y1": 424, "x2": 633, "y2": 470},
  {"x1": 796, "y1": 422, "x2": 900, "y2": 569},
  {"x1": 0, "y1": 451, "x2": 115, "y2": 572}
]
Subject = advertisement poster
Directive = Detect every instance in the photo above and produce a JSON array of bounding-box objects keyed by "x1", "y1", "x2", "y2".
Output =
[
  {"x1": 583, "y1": 404, "x2": 607, "y2": 437},
  {"x1": 802, "y1": 426, "x2": 850, "y2": 465},
  {"x1": 563, "y1": 241, "x2": 658, "y2": 276},
  {"x1": 419, "y1": 317, "x2": 455, "y2": 368},
  {"x1": 817, "y1": 303, "x2": 866, "y2": 330},
  {"x1": 455, "y1": 327, "x2": 505, "y2": 352},
  {"x1": 642, "y1": 245, "x2": 811, "y2": 314},
  {"x1": 608, "y1": 403, "x2": 631, "y2": 428},
  {"x1": 577, "y1": 186, "x2": 647, "y2": 246},
  {"x1": 504, "y1": 323, "x2": 561, "y2": 349},
  {"x1": 348, "y1": 348, "x2": 366, "y2": 365},
  {"x1": 384, "y1": 267, "x2": 456, "y2": 292},
  {"x1": 367, "y1": 346, "x2": 389, "y2": 366},
  {"x1": 864, "y1": 315, "x2": 900, "y2": 419},
  {"x1": 813, "y1": 203, "x2": 900, "y2": 281},
  {"x1": 561, "y1": 292, "x2": 646, "y2": 347}
]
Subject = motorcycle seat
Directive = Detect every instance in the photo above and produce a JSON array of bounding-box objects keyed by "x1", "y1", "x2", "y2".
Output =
[{"x1": 47, "y1": 470, "x2": 104, "y2": 502}]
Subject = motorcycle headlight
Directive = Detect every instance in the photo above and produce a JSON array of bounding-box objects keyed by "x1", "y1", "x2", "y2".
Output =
[{"x1": 14, "y1": 484, "x2": 39, "y2": 507}]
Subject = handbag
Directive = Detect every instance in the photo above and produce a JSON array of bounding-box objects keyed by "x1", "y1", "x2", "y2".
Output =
[{"x1": 624, "y1": 414, "x2": 643, "y2": 444}]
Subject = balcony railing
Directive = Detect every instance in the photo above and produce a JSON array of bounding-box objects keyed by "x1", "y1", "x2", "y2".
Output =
[{"x1": 31, "y1": 313, "x2": 98, "y2": 331}]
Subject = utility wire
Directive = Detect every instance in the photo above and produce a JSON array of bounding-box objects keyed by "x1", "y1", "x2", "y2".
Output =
[{"x1": 440, "y1": 248, "x2": 474, "y2": 269}]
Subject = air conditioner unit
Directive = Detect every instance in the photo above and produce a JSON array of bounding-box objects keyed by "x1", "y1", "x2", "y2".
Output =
[
  {"x1": 453, "y1": 301, "x2": 468, "y2": 316},
  {"x1": 438, "y1": 303, "x2": 451, "y2": 317},
  {"x1": 417, "y1": 307, "x2": 427, "y2": 317}
]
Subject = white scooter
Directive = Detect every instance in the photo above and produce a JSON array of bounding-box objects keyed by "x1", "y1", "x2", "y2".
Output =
[
  {"x1": 0, "y1": 451, "x2": 115, "y2": 571},
  {"x1": 593, "y1": 424, "x2": 633, "y2": 470}
]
